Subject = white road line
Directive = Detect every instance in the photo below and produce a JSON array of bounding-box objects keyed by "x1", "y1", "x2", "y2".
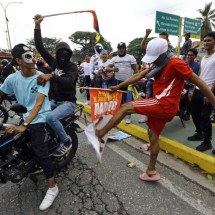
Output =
[
  {"x1": 77, "y1": 120, "x2": 214, "y2": 215},
  {"x1": 108, "y1": 144, "x2": 214, "y2": 215}
]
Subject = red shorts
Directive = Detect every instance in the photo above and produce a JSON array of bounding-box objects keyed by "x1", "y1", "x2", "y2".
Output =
[{"x1": 133, "y1": 98, "x2": 176, "y2": 136}]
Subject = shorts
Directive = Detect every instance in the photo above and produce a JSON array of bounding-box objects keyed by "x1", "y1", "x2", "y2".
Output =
[{"x1": 133, "y1": 98, "x2": 176, "y2": 136}]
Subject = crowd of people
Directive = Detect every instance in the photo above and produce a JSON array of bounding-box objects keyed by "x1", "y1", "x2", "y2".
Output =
[{"x1": 0, "y1": 14, "x2": 214, "y2": 210}]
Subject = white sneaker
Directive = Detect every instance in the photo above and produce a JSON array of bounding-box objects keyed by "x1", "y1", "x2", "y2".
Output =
[
  {"x1": 125, "y1": 118, "x2": 131, "y2": 124},
  {"x1": 39, "y1": 185, "x2": 59, "y2": 211},
  {"x1": 138, "y1": 116, "x2": 148, "y2": 123},
  {"x1": 13, "y1": 114, "x2": 22, "y2": 120}
]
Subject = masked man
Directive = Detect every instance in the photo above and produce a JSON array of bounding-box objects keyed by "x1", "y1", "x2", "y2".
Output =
[
  {"x1": 90, "y1": 43, "x2": 104, "y2": 88},
  {"x1": 0, "y1": 44, "x2": 58, "y2": 210},
  {"x1": 34, "y1": 14, "x2": 78, "y2": 157}
]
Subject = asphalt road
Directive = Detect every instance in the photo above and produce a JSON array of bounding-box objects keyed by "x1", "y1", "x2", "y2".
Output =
[{"x1": 0, "y1": 119, "x2": 215, "y2": 215}]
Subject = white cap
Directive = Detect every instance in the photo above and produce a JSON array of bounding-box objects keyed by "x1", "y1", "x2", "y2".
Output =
[{"x1": 142, "y1": 38, "x2": 168, "y2": 63}]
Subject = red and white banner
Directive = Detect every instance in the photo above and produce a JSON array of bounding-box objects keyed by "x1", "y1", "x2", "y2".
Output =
[
  {"x1": 89, "y1": 88, "x2": 123, "y2": 121},
  {"x1": 84, "y1": 88, "x2": 123, "y2": 162}
]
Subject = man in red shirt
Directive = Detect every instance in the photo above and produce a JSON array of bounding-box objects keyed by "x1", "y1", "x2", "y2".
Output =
[{"x1": 95, "y1": 38, "x2": 215, "y2": 181}]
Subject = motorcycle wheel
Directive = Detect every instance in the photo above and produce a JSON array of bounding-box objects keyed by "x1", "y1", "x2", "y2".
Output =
[
  {"x1": 53, "y1": 130, "x2": 78, "y2": 170},
  {"x1": 0, "y1": 105, "x2": 8, "y2": 123}
]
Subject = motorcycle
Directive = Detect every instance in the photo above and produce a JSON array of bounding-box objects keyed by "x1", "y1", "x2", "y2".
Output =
[
  {"x1": 0, "y1": 93, "x2": 18, "y2": 123},
  {"x1": 77, "y1": 70, "x2": 86, "y2": 94},
  {"x1": 0, "y1": 103, "x2": 84, "y2": 184}
]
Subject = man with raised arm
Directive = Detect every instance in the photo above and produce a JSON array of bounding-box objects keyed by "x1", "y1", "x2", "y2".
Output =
[{"x1": 34, "y1": 14, "x2": 78, "y2": 157}]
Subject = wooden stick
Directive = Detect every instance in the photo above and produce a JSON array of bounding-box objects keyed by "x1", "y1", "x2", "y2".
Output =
[
  {"x1": 79, "y1": 87, "x2": 127, "y2": 93},
  {"x1": 33, "y1": 11, "x2": 76, "y2": 19},
  {"x1": 42, "y1": 11, "x2": 76, "y2": 18}
]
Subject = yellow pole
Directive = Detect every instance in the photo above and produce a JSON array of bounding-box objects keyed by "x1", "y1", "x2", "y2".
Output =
[{"x1": 177, "y1": 17, "x2": 183, "y2": 57}]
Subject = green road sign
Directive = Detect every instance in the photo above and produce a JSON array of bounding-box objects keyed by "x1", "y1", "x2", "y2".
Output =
[
  {"x1": 155, "y1": 11, "x2": 180, "y2": 36},
  {"x1": 183, "y1": 17, "x2": 201, "y2": 39}
]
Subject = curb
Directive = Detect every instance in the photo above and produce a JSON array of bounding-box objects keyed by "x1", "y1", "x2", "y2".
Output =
[{"x1": 77, "y1": 101, "x2": 215, "y2": 174}]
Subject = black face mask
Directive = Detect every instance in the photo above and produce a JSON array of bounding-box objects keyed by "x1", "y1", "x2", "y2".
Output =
[
  {"x1": 95, "y1": 46, "x2": 102, "y2": 54},
  {"x1": 57, "y1": 50, "x2": 70, "y2": 68}
]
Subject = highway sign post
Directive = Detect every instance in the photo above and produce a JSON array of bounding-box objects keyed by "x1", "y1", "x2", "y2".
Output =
[
  {"x1": 183, "y1": 17, "x2": 201, "y2": 39},
  {"x1": 155, "y1": 11, "x2": 180, "y2": 36},
  {"x1": 155, "y1": 11, "x2": 201, "y2": 57}
]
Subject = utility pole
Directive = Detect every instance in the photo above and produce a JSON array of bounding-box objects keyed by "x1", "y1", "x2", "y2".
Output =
[{"x1": 0, "y1": 1, "x2": 23, "y2": 50}]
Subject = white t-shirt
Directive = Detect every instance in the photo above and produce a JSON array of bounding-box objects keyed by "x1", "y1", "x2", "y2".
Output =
[
  {"x1": 198, "y1": 53, "x2": 215, "y2": 89},
  {"x1": 97, "y1": 59, "x2": 114, "y2": 79},
  {"x1": 109, "y1": 54, "x2": 137, "y2": 81},
  {"x1": 90, "y1": 54, "x2": 101, "y2": 73},
  {"x1": 97, "y1": 59, "x2": 110, "y2": 70},
  {"x1": 80, "y1": 62, "x2": 91, "y2": 76}
]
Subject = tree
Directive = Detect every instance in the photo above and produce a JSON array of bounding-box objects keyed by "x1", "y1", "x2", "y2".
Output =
[
  {"x1": 26, "y1": 37, "x2": 61, "y2": 52},
  {"x1": 127, "y1": 37, "x2": 155, "y2": 62},
  {"x1": 69, "y1": 31, "x2": 112, "y2": 60},
  {"x1": 197, "y1": 2, "x2": 215, "y2": 40}
]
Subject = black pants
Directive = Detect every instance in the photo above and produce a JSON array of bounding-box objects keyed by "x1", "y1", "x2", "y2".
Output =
[
  {"x1": 115, "y1": 80, "x2": 128, "y2": 105},
  {"x1": 190, "y1": 89, "x2": 212, "y2": 142},
  {"x1": 84, "y1": 75, "x2": 92, "y2": 101},
  {"x1": 29, "y1": 123, "x2": 54, "y2": 179}
]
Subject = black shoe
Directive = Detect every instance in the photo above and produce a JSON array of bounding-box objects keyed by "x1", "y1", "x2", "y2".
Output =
[
  {"x1": 210, "y1": 118, "x2": 215, "y2": 123},
  {"x1": 187, "y1": 133, "x2": 203, "y2": 141},
  {"x1": 196, "y1": 142, "x2": 212, "y2": 152},
  {"x1": 182, "y1": 114, "x2": 190, "y2": 121},
  {"x1": 52, "y1": 138, "x2": 72, "y2": 157},
  {"x1": 212, "y1": 149, "x2": 215, "y2": 155}
]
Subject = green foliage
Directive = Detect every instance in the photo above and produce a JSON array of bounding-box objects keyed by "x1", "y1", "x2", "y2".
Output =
[
  {"x1": 197, "y1": 2, "x2": 215, "y2": 40},
  {"x1": 69, "y1": 31, "x2": 112, "y2": 60},
  {"x1": 127, "y1": 37, "x2": 155, "y2": 63},
  {"x1": 26, "y1": 37, "x2": 61, "y2": 52}
]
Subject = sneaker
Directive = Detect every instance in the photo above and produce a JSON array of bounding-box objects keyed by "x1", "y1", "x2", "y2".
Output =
[
  {"x1": 187, "y1": 133, "x2": 203, "y2": 141},
  {"x1": 125, "y1": 118, "x2": 131, "y2": 124},
  {"x1": 52, "y1": 137, "x2": 72, "y2": 157},
  {"x1": 13, "y1": 114, "x2": 22, "y2": 120},
  {"x1": 39, "y1": 185, "x2": 59, "y2": 211},
  {"x1": 138, "y1": 116, "x2": 147, "y2": 123},
  {"x1": 196, "y1": 142, "x2": 212, "y2": 152}
]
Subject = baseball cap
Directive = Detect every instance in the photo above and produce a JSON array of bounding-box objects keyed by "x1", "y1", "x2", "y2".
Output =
[
  {"x1": 11, "y1": 43, "x2": 31, "y2": 58},
  {"x1": 142, "y1": 38, "x2": 168, "y2": 64},
  {"x1": 184, "y1": 32, "x2": 190, "y2": 37},
  {"x1": 117, "y1": 42, "x2": 126, "y2": 49}
]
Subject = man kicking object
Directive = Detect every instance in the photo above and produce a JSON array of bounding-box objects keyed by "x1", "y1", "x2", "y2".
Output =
[{"x1": 95, "y1": 38, "x2": 215, "y2": 181}]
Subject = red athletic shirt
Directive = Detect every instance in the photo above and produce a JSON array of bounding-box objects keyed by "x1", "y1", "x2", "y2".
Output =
[{"x1": 153, "y1": 57, "x2": 193, "y2": 111}]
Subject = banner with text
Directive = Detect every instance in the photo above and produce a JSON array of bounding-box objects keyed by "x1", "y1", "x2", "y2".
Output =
[{"x1": 84, "y1": 88, "x2": 123, "y2": 162}]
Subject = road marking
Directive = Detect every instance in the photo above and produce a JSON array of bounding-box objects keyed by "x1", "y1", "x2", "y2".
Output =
[
  {"x1": 77, "y1": 120, "x2": 215, "y2": 215},
  {"x1": 108, "y1": 144, "x2": 215, "y2": 215}
]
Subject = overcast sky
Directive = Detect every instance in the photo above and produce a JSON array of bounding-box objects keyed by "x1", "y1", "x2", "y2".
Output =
[{"x1": 0, "y1": 0, "x2": 213, "y2": 51}]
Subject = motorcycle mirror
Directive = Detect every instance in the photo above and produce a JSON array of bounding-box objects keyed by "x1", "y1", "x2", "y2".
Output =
[{"x1": 10, "y1": 104, "x2": 27, "y2": 114}]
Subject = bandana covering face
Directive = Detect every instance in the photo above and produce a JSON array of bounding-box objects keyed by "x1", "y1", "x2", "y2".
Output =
[
  {"x1": 95, "y1": 46, "x2": 103, "y2": 54},
  {"x1": 57, "y1": 50, "x2": 70, "y2": 68}
]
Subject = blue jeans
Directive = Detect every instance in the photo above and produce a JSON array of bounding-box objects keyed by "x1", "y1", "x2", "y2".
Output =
[
  {"x1": 102, "y1": 78, "x2": 116, "y2": 88},
  {"x1": 46, "y1": 100, "x2": 76, "y2": 142}
]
